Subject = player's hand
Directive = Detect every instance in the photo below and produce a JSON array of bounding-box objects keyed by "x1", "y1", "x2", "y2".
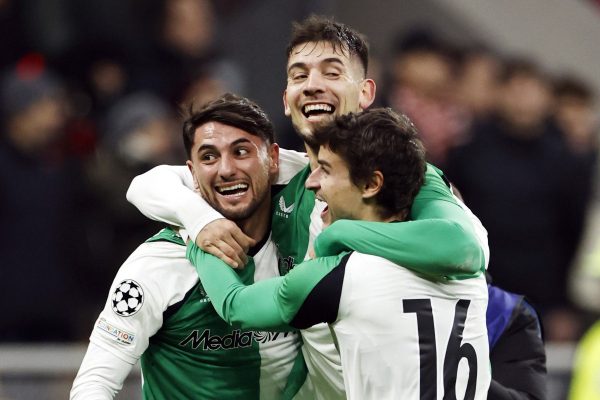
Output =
[{"x1": 196, "y1": 219, "x2": 256, "y2": 269}]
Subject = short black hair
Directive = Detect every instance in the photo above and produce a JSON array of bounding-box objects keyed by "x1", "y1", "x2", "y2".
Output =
[
  {"x1": 182, "y1": 93, "x2": 274, "y2": 158},
  {"x1": 500, "y1": 58, "x2": 547, "y2": 84},
  {"x1": 554, "y1": 75, "x2": 594, "y2": 103},
  {"x1": 286, "y1": 14, "x2": 369, "y2": 76},
  {"x1": 312, "y1": 108, "x2": 426, "y2": 219}
]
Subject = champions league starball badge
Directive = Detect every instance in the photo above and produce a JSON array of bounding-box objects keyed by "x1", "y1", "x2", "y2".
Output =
[{"x1": 111, "y1": 279, "x2": 144, "y2": 317}]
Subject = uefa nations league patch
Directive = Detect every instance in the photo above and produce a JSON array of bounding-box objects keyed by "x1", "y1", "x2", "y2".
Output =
[{"x1": 112, "y1": 279, "x2": 144, "y2": 317}]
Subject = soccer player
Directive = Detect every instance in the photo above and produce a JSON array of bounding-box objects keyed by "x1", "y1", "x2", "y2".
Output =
[
  {"x1": 187, "y1": 108, "x2": 491, "y2": 399},
  {"x1": 127, "y1": 15, "x2": 489, "y2": 399},
  {"x1": 71, "y1": 94, "x2": 312, "y2": 400}
]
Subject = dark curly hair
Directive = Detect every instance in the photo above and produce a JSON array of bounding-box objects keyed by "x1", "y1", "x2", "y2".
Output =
[
  {"x1": 312, "y1": 108, "x2": 426, "y2": 220},
  {"x1": 182, "y1": 93, "x2": 274, "y2": 158},
  {"x1": 286, "y1": 14, "x2": 370, "y2": 77}
]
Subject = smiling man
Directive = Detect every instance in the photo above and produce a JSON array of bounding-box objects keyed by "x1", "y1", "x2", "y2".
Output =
[
  {"x1": 71, "y1": 94, "x2": 312, "y2": 400},
  {"x1": 187, "y1": 108, "x2": 491, "y2": 400},
  {"x1": 126, "y1": 15, "x2": 489, "y2": 399}
]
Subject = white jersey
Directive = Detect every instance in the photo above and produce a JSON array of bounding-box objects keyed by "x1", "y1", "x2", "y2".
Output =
[{"x1": 335, "y1": 253, "x2": 490, "y2": 399}]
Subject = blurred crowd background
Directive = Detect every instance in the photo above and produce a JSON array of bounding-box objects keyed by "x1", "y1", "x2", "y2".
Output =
[{"x1": 1, "y1": 0, "x2": 600, "y2": 363}]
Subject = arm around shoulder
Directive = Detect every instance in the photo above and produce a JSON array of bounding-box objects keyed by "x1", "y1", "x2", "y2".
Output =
[{"x1": 126, "y1": 164, "x2": 223, "y2": 240}]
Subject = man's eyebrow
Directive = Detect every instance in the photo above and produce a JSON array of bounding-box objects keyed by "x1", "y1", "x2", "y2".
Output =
[
  {"x1": 197, "y1": 137, "x2": 253, "y2": 153},
  {"x1": 317, "y1": 159, "x2": 332, "y2": 169},
  {"x1": 197, "y1": 143, "x2": 216, "y2": 153},
  {"x1": 231, "y1": 137, "x2": 253, "y2": 146},
  {"x1": 287, "y1": 58, "x2": 345, "y2": 74}
]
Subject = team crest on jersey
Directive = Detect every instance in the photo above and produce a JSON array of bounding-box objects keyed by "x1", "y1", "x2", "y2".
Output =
[
  {"x1": 275, "y1": 197, "x2": 295, "y2": 219},
  {"x1": 111, "y1": 279, "x2": 144, "y2": 317},
  {"x1": 95, "y1": 317, "x2": 136, "y2": 345},
  {"x1": 278, "y1": 255, "x2": 296, "y2": 276}
]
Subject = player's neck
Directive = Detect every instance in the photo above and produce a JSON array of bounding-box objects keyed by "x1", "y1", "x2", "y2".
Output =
[
  {"x1": 236, "y1": 197, "x2": 271, "y2": 244},
  {"x1": 356, "y1": 203, "x2": 407, "y2": 223}
]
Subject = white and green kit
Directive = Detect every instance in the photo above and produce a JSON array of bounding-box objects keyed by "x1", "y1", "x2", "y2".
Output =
[{"x1": 71, "y1": 227, "x2": 309, "y2": 400}]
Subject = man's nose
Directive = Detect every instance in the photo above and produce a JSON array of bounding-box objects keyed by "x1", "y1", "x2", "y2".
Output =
[
  {"x1": 218, "y1": 154, "x2": 236, "y2": 178},
  {"x1": 303, "y1": 71, "x2": 325, "y2": 96},
  {"x1": 305, "y1": 166, "x2": 322, "y2": 192}
]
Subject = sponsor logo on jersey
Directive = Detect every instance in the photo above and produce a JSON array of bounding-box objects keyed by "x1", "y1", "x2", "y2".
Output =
[
  {"x1": 197, "y1": 284, "x2": 211, "y2": 303},
  {"x1": 111, "y1": 279, "x2": 144, "y2": 317},
  {"x1": 179, "y1": 329, "x2": 293, "y2": 351},
  {"x1": 96, "y1": 317, "x2": 136, "y2": 345},
  {"x1": 275, "y1": 197, "x2": 295, "y2": 219}
]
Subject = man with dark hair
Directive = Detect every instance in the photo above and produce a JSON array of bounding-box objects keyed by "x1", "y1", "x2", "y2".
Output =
[
  {"x1": 186, "y1": 108, "x2": 490, "y2": 400},
  {"x1": 71, "y1": 93, "x2": 311, "y2": 399},
  {"x1": 127, "y1": 15, "x2": 489, "y2": 399}
]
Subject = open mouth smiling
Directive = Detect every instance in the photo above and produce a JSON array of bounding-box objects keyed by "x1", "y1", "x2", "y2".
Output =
[
  {"x1": 302, "y1": 103, "x2": 336, "y2": 118},
  {"x1": 215, "y1": 183, "x2": 249, "y2": 197}
]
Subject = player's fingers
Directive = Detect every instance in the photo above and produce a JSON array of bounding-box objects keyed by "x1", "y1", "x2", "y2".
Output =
[
  {"x1": 230, "y1": 227, "x2": 257, "y2": 254},
  {"x1": 222, "y1": 237, "x2": 248, "y2": 266},
  {"x1": 214, "y1": 240, "x2": 246, "y2": 269}
]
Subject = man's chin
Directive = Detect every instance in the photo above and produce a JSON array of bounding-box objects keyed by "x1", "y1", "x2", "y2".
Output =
[{"x1": 213, "y1": 201, "x2": 255, "y2": 221}]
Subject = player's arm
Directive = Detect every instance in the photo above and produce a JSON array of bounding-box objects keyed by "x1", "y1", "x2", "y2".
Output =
[
  {"x1": 70, "y1": 343, "x2": 135, "y2": 399},
  {"x1": 71, "y1": 249, "x2": 170, "y2": 399},
  {"x1": 313, "y1": 164, "x2": 487, "y2": 278},
  {"x1": 186, "y1": 242, "x2": 345, "y2": 330},
  {"x1": 126, "y1": 165, "x2": 223, "y2": 240},
  {"x1": 488, "y1": 299, "x2": 547, "y2": 400},
  {"x1": 126, "y1": 150, "x2": 308, "y2": 267}
]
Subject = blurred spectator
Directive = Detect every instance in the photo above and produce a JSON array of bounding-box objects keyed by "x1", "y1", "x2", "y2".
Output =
[
  {"x1": 552, "y1": 76, "x2": 598, "y2": 157},
  {"x1": 385, "y1": 29, "x2": 468, "y2": 167},
  {"x1": 84, "y1": 92, "x2": 182, "y2": 271},
  {"x1": 0, "y1": 56, "x2": 94, "y2": 341},
  {"x1": 58, "y1": 40, "x2": 132, "y2": 125},
  {"x1": 178, "y1": 59, "x2": 247, "y2": 108},
  {"x1": 455, "y1": 46, "x2": 502, "y2": 123},
  {"x1": 142, "y1": 0, "x2": 246, "y2": 104},
  {"x1": 564, "y1": 78, "x2": 600, "y2": 317},
  {"x1": 446, "y1": 59, "x2": 593, "y2": 341}
]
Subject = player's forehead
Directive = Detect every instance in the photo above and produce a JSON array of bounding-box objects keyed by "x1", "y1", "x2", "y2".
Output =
[
  {"x1": 318, "y1": 145, "x2": 347, "y2": 170},
  {"x1": 287, "y1": 40, "x2": 355, "y2": 69},
  {"x1": 194, "y1": 121, "x2": 263, "y2": 148}
]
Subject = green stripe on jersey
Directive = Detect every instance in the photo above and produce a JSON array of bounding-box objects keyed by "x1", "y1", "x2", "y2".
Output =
[
  {"x1": 140, "y1": 229, "x2": 297, "y2": 399},
  {"x1": 271, "y1": 165, "x2": 315, "y2": 274}
]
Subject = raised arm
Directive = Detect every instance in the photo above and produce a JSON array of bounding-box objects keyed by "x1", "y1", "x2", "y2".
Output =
[{"x1": 313, "y1": 164, "x2": 488, "y2": 279}]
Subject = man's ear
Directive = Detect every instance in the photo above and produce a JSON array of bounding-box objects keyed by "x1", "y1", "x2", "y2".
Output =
[
  {"x1": 359, "y1": 78, "x2": 376, "y2": 110},
  {"x1": 186, "y1": 160, "x2": 199, "y2": 190},
  {"x1": 269, "y1": 143, "x2": 280, "y2": 176},
  {"x1": 283, "y1": 90, "x2": 291, "y2": 116},
  {"x1": 362, "y1": 170, "x2": 383, "y2": 199}
]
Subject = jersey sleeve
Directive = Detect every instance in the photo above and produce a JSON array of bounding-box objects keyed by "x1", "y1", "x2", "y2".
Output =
[
  {"x1": 313, "y1": 164, "x2": 488, "y2": 279},
  {"x1": 88, "y1": 242, "x2": 193, "y2": 364},
  {"x1": 126, "y1": 164, "x2": 224, "y2": 241},
  {"x1": 70, "y1": 342, "x2": 134, "y2": 399},
  {"x1": 277, "y1": 148, "x2": 309, "y2": 184},
  {"x1": 186, "y1": 242, "x2": 346, "y2": 331}
]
